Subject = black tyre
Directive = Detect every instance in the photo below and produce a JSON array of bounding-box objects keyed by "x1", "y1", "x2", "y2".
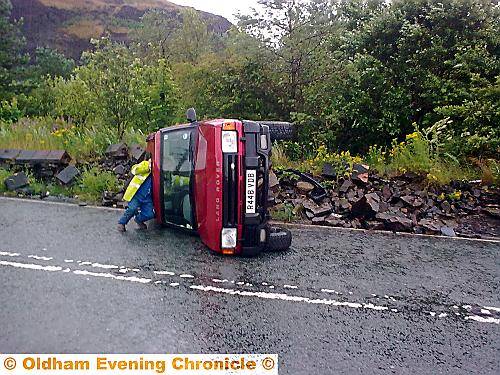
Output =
[
  {"x1": 259, "y1": 121, "x2": 296, "y2": 142},
  {"x1": 266, "y1": 226, "x2": 292, "y2": 252}
]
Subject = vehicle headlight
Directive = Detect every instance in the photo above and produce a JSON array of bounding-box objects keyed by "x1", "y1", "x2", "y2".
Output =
[
  {"x1": 221, "y1": 228, "x2": 237, "y2": 248},
  {"x1": 221, "y1": 131, "x2": 238, "y2": 153}
]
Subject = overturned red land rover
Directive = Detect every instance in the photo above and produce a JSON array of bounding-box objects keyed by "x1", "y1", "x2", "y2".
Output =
[{"x1": 146, "y1": 109, "x2": 293, "y2": 256}]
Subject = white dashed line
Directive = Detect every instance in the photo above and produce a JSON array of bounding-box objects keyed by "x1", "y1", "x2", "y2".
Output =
[
  {"x1": 154, "y1": 271, "x2": 176, "y2": 276},
  {"x1": 0, "y1": 260, "x2": 62, "y2": 272},
  {"x1": 0, "y1": 251, "x2": 20, "y2": 257},
  {"x1": 1, "y1": 251, "x2": 499, "y2": 325},
  {"x1": 73, "y1": 270, "x2": 151, "y2": 284},
  {"x1": 28, "y1": 255, "x2": 53, "y2": 261}
]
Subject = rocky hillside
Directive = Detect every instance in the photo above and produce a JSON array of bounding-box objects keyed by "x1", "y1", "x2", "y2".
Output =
[{"x1": 11, "y1": 0, "x2": 232, "y2": 60}]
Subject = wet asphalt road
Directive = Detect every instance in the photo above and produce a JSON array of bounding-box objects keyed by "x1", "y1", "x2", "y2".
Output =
[{"x1": 0, "y1": 197, "x2": 499, "y2": 374}]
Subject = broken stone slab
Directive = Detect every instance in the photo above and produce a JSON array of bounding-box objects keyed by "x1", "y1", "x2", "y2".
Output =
[
  {"x1": 302, "y1": 199, "x2": 333, "y2": 217},
  {"x1": 376, "y1": 212, "x2": 413, "y2": 232},
  {"x1": 417, "y1": 219, "x2": 442, "y2": 234},
  {"x1": 312, "y1": 216, "x2": 326, "y2": 224},
  {"x1": 346, "y1": 189, "x2": 357, "y2": 202},
  {"x1": 15, "y1": 150, "x2": 71, "y2": 165},
  {"x1": 351, "y1": 163, "x2": 369, "y2": 184},
  {"x1": 113, "y1": 164, "x2": 127, "y2": 176},
  {"x1": 56, "y1": 165, "x2": 80, "y2": 185},
  {"x1": 4, "y1": 172, "x2": 28, "y2": 191},
  {"x1": 0, "y1": 149, "x2": 21, "y2": 161},
  {"x1": 339, "y1": 179, "x2": 353, "y2": 193},
  {"x1": 400, "y1": 195, "x2": 424, "y2": 208},
  {"x1": 339, "y1": 198, "x2": 351, "y2": 210},
  {"x1": 105, "y1": 143, "x2": 128, "y2": 159},
  {"x1": 128, "y1": 144, "x2": 145, "y2": 161},
  {"x1": 296, "y1": 181, "x2": 315, "y2": 193},
  {"x1": 440, "y1": 226, "x2": 456, "y2": 237},
  {"x1": 351, "y1": 192, "x2": 380, "y2": 218},
  {"x1": 269, "y1": 171, "x2": 279, "y2": 188},
  {"x1": 322, "y1": 163, "x2": 337, "y2": 179}
]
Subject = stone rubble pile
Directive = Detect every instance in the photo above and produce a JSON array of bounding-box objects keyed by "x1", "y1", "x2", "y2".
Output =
[
  {"x1": 99, "y1": 143, "x2": 146, "y2": 208},
  {"x1": 270, "y1": 164, "x2": 500, "y2": 238},
  {"x1": 0, "y1": 143, "x2": 146, "y2": 208}
]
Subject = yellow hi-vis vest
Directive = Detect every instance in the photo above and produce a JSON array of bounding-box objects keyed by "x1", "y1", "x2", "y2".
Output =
[{"x1": 123, "y1": 160, "x2": 151, "y2": 202}]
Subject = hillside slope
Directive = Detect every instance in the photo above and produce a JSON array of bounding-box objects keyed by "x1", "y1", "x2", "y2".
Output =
[{"x1": 11, "y1": 0, "x2": 232, "y2": 60}]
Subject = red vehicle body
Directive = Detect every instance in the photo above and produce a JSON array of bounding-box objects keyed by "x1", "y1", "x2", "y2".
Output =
[{"x1": 146, "y1": 114, "x2": 290, "y2": 256}]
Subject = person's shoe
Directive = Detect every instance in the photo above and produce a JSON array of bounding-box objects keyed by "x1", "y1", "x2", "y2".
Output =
[
  {"x1": 136, "y1": 221, "x2": 147, "y2": 230},
  {"x1": 117, "y1": 224, "x2": 126, "y2": 232}
]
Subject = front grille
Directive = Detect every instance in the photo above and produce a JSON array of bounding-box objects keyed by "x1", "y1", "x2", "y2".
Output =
[{"x1": 223, "y1": 154, "x2": 238, "y2": 226}]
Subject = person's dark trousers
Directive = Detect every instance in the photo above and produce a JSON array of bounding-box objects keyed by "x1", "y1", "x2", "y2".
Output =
[
  {"x1": 118, "y1": 196, "x2": 155, "y2": 225},
  {"x1": 118, "y1": 175, "x2": 154, "y2": 225}
]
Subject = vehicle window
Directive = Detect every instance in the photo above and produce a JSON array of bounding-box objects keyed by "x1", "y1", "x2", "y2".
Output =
[{"x1": 162, "y1": 129, "x2": 195, "y2": 229}]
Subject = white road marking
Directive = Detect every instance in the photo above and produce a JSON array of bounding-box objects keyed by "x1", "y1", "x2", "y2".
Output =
[
  {"x1": 484, "y1": 306, "x2": 500, "y2": 312},
  {"x1": 154, "y1": 271, "x2": 175, "y2": 276},
  {"x1": 0, "y1": 251, "x2": 20, "y2": 257},
  {"x1": 465, "y1": 315, "x2": 500, "y2": 324},
  {"x1": 322, "y1": 288, "x2": 340, "y2": 294},
  {"x1": 189, "y1": 284, "x2": 389, "y2": 311},
  {"x1": 28, "y1": 255, "x2": 53, "y2": 261},
  {"x1": 0, "y1": 260, "x2": 62, "y2": 272},
  {"x1": 2, "y1": 251, "x2": 499, "y2": 325},
  {"x1": 73, "y1": 270, "x2": 151, "y2": 284}
]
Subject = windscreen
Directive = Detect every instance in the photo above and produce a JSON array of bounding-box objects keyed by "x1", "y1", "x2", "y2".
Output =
[{"x1": 162, "y1": 129, "x2": 195, "y2": 229}]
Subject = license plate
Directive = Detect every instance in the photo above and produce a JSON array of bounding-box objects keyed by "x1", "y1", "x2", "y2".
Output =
[{"x1": 245, "y1": 169, "x2": 257, "y2": 214}]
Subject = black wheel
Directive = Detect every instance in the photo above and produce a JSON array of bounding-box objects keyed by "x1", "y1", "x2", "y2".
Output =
[
  {"x1": 259, "y1": 121, "x2": 296, "y2": 142},
  {"x1": 266, "y1": 226, "x2": 292, "y2": 252}
]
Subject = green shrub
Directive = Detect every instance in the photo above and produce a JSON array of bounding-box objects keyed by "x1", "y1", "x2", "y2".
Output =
[
  {"x1": 301, "y1": 145, "x2": 362, "y2": 177},
  {"x1": 0, "y1": 168, "x2": 11, "y2": 193},
  {"x1": 365, "y1": 127, "x2": 476, "y2": 185},
  {"x1": 270, "y1": 203, "x2": 297, "y2": 222},
  {"x1": 76, "y1": 167, "x2": 119, "y2": 202},
  {"x1": 0, "y1": 98, "x2": 23, "y2": 123}
]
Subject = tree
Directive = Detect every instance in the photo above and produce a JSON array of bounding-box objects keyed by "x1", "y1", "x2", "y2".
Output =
[
  {"x1": 0, "y1": 0, "x2": 27, "y2": 99},
  {"x1": 53, "y1": 38, "x2": 179, "y2": 138},
  {"x1": 131, "y1": 9, "x2": 181, "y2": 60},
  {"x1": 303, "y1": 0, "x2": 499, "y2": 153},
  {"x1": 30, "y1": 47, "x2": 75, "y2": 81},
  {"x1": 240, "y1": 0, "x2": 336, "y2": 113}
]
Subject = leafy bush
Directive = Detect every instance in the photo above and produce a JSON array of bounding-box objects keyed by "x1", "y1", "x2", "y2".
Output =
[
  {"x1": 301, "y1": 145, "x2": 362, "y2": 177},
  {"x1": 270, "y1": 203, "x2": 298, "y2": 222},
  {"x1": 49, "y1": 38, "x2": 179, "y2": 139},
  {"x1": 365, "y1": 127, "x2": 476, "y2": 185},
  {"x1": 76, "y1": 167, "x2": 119, "y2": 202},
  {"x1": 0, "y1": 168, "x2": 10, "y2": 193},
  {"x1": 271, "y1": 143, "x2": 294, "y2": 169},
  {"x1": 0, "y1": 98, "x2": 22, "y2": 123}
]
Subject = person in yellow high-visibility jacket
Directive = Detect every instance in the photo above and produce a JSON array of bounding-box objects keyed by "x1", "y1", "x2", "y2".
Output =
[{"x1": 118, "y1": 159, "x2": 154, "y2": 232}]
